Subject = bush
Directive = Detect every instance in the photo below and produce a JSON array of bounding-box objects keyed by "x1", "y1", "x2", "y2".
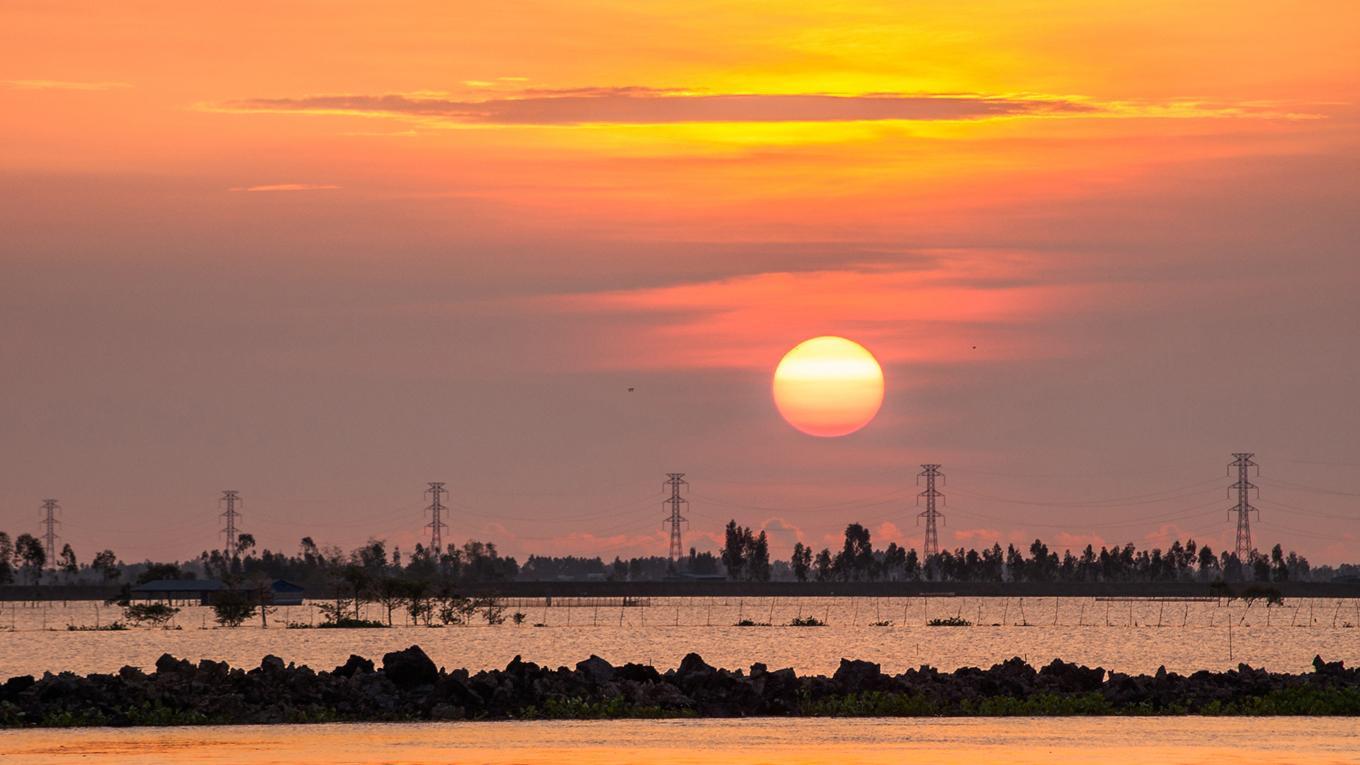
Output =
[
  {"x1": 927, "y1": 616, "x2": 972, "y2": 626},
  {"x1": 789, "y1": 616, "x2": 825, "y2": 627},
  {"x1": 122, "y1": 603, "x2": 180, "y2": 628},
  {"x1": 316, "y1": 617, "x2": 387, "y2": 629},
  {"x1": 210, "y1": 591, "x2": 256, "y2": 628}
]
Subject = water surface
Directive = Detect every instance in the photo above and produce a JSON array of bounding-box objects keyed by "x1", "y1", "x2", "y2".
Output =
[
  {"x1": 2, "y1": 597, "x2": 1356, "y2": 678},
  {"x1": 4, "y1": 717, "x2": 1358, "y2": 764}
]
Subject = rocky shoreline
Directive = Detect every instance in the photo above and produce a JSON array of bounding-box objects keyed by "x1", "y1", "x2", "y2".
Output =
[{"x1": 3, "y1": 648, "x2": 1358, "y2": 726}]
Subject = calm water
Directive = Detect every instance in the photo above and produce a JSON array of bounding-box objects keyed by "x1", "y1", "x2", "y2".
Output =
[
  {"x1": 2, "y1": 596, "x2": 1357, "y2": 678},
  {"x1": 4, "y1": 717, "x2": 1359, "y2": 764}
]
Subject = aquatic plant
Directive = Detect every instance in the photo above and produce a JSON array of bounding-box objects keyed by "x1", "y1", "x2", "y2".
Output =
[{"x1": 927, "y1": 616, "x2": 972, "y2": 626}]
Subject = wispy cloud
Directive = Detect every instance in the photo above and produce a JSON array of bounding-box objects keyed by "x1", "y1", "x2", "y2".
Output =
[
  {"x1": 221, "y1": 87, "x2": 1095, "y2": 125},
  {"x1": 228, "y1": 183, "x2": 341, "y2": 192},
  {"x1": 4, "y1": 79, "x2": 131, "y2": 91}
]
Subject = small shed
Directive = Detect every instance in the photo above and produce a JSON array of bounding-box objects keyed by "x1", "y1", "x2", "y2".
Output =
[
  {"x1": 268, "y1": 579, "x2": 306, "y2": 606},
  {"x1": 131, "y1": 579, "x2": 224, "y2": 605}
]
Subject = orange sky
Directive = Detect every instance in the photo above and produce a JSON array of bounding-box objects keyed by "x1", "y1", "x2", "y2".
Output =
[{"x1": 2, "y1": 2, "x2": 1358, "y2": 563}]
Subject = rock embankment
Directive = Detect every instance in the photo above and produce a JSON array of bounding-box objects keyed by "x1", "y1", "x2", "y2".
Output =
[{"x1": 3, "y1": 648, "x2": 1357, "y2": 726}]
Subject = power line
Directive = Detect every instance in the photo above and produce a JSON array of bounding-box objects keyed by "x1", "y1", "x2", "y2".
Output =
[
  {"x1": 949, "y1": 479, "x2": 1221, "y2": 509},
  {"x1": 450, "y1": 492, "x2": 664, "y2": 523},
  {"x1": 1258, "y1": 477, "x2": 1360, "y2": 497},
  {"x1": 688, "y1": 488, "x2": 911, "y2": 514},
  {"x1": 949, "y1": 498, "x2": 1224, "y2": 531}
]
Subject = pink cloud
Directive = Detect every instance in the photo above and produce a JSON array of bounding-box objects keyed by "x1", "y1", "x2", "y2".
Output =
[{"x1": 229, "y1": 183, "x2": 341, "y2": 192}]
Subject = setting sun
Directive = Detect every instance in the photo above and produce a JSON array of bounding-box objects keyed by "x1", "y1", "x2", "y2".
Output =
[{"x1": 772, "y1": 336, "x2": 884, "y2": 437}]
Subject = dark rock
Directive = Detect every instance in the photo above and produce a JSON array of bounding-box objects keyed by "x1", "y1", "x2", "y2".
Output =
[
  {"x1": 154, "y1": 654, "x2": 193, "y2": 675},
  {"x1": 334, "y1": 654, "x2": 375, "y2": 678},
  {"x1": 4, "y1": 647, "x2": 1358, "y2": 727},
  {"x1": 576, "y1": 655, "x2": 615, "y2": 684},
  {"x1": 618, "y1": 662, "x2": 662, "y2": 684},
  {"x1": 381, "y1": 646, "x2": 438, "y2": 689},
  {"x1": 1038, "y1": 659, "x2": 1104, "y2": 692},
  {"x1": 3, "y1": 675, "x2": 36, "y2": 698},
  {"x1": 833, "y1": 659, "x2": 885, "y2": 693},
  {"x1": 676, "y1": 653, "x2": 715, "y2": 681},
  {"x1": 1313, "y1": 655, "x2": 1345, "y2": 676}
]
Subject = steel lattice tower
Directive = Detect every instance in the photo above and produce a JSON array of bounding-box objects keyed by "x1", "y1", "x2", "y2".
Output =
[
  {"x1": 916, "y1": 464, "x2": 945, "y2": 558},
  {"x1": 426, "y1": 482, "x2": 449, "y2": 553},
  {"x1": 663, "y1": 473, "x2": 689, "y2": 561},
  {"x1": 1228, "y1": 453, "x2": 1259, "y2": 560},
  {"x1": 220, "y1": 490, "x2": 242, "y2": 554},
  {"x1": 40, "y1": 499, "x2": 60, "y2": 568}
]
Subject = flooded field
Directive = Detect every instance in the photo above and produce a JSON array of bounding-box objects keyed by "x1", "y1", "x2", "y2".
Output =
[
  {"x1": 1, "y1": 596, "x2": 1356, "y2": 678},
  {"x1": 4, "y1": 717, "x2": 1358, "y2": 765}
]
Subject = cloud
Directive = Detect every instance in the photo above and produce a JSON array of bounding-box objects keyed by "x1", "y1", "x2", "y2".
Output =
[
  {"x1": 1055, "y1": 532, "x2": 1108, "y2": 551},
  {"x1": 223, "y1": 87, "x2": 1095, "y2": 125},
  {"x1": 872, "y1": 521, "x2": 911, "y2": 547},
  {"x1": 951, "y1": 527, "x2": 1002, "y2": 544},
  {"x1": 228, "y1": 183, "x2": 341, "y2": 192},
  {"x1": 538, "y1": 256, "x2": 1092, "y2": 370},
  {"x1": 4, "y1": 79, "x2": 130, "y2": 91},
  {"x1": 760, "y1": 516, "x2": 803, "y2": 553}
]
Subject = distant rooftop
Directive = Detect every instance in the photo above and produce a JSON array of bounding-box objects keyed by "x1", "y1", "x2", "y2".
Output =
[{"x1": 132, "y1": 579, "x2": 223, "y2": 592}]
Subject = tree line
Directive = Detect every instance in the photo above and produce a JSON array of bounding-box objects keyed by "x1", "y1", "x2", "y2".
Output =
[
  {"x1": 3, "y1": 522, "x2": 1356, "y2": 589},
  {"x1": 729, "y1": 522, "x2": 1329, "y2": 583}
]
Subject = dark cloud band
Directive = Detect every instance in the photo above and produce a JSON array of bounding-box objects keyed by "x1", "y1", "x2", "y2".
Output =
[{"x1": 229, "y1": 88, "x2": 1094, "y2": 125}]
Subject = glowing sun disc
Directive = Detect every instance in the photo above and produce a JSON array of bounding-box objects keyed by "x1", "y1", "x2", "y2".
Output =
[{"x1": 773, "y1": 336, "x2": 884, "y2": 437}]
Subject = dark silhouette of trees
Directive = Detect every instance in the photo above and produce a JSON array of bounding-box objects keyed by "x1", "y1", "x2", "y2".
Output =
[
  {"x1": 0, "y1": 532, "x2": 13, "y2": 585},
  {"x1": 15, "y1": 534, "x2": 46, "y2": 584},
  {"x1": 790, "y1": 542, "x2": 812, "y2": 582},
  {"x1": 58, "y1": 544, "x2": 78, "y2": 578}
]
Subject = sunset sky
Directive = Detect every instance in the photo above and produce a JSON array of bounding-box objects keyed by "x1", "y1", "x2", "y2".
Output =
[{"x1": 3, "y1": 2, "x2": 1358, "y2": 564}]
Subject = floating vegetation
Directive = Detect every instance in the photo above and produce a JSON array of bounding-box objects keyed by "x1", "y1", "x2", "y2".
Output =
[
  {"x1": 927, "y1": 616, "x2": 973, "y2": 627},
  {"x1": 316, "y1": 617, "x2": 388, "y2": 629}
]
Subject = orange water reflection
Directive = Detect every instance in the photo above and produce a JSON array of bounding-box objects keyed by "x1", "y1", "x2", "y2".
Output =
[{"x1": 5, "y1": 717, "x2": 1358, "y2": 765}]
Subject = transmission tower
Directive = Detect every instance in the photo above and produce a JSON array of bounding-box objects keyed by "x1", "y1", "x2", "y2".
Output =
[
  {"x1": 425, "y1": 482, "x2": 449, "y2": 553},
  {"x1": 663, "y1": 473, "x2": 689, "y2": 561},
  {"x1": 1227, "y1": 453, "x2": 1259, "y2": 560},
  {"x1": 40, "y1": 499, "x2": 60, "y2": 568},
  {"x1": 219, "y1": 490, "x2": 242, "y2": 554},
  {"x1": 916, "y1": 464, "x2": 945, "y2": 558}
]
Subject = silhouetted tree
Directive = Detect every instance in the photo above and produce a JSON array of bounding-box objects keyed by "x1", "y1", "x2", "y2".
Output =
[
  {"x1": 790, "y1": 542, "x2": 812, "y2": 582},
  {"x1": 91, "y1": 549, "x2": 121, "y2": 583},
  {"x1": 15, "y1": 534, "x2": 45, "y2": 584}
]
